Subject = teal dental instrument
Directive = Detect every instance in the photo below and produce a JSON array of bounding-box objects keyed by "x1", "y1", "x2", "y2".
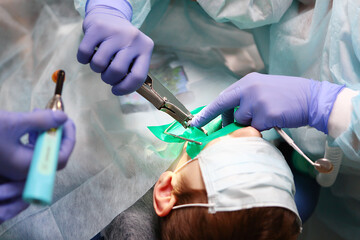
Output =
[{"x1": 23, "y1": 70, "x2": 65, "y2": 205}]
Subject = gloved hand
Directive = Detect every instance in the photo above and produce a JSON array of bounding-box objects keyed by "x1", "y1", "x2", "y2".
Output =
[
  {"x1": 0, "y1": 110, "x2": 76, "y2": 223},
  {"x1": 191, "y1": 72, "x2": 345, "y2": 133},
  {"x1": 77, "y1": 0, "x2": 154, "y2": 95},
  {"x1": 0, "y1": 178, "x2": 29, "y2": 224},
  {"x1": 0, "y1": 110, "x2": 76, "y2": 181}
]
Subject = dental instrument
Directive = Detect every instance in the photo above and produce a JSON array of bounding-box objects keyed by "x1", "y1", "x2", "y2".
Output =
[
  {"x1": 274, "y1": 127, "x2": 333, "y2": 174},
  {"x1": 23, "y1": 70, "x2": 66, "y2": 205},
  {"x1": 136, "y1": 73, "x2": 193, "y2": 129},
  {"x1": 316, "y1": 142, "x2": 343, "y2": 187},
  {"x1": 91, "y1": 47, "x2": 193, "y2": 128}
]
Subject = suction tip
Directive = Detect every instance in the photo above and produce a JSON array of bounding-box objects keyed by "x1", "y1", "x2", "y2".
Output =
[{"x1": 52, "y1": 70, "x2": 65, "y2": 83}]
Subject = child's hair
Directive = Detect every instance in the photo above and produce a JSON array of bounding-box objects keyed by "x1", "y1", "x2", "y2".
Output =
[{"x1": 159, "y1": 178, "x2": 301, "y2": 240}]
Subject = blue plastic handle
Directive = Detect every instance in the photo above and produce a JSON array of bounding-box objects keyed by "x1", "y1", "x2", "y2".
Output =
[{"x1": 23, "y1": 126, "x2": 63, "y2": 205}]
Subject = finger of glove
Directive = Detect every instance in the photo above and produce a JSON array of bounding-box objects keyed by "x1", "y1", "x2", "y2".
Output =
[
  {"x1": 8, "y1": 119, "x2": 74, "y2": 179},
  {"x1": 0, "y1": 181, "x2": 25, "y2": 201},
  {"x1": 191, "y1": 88, "x2": 242, "y2": 127},
  {"x1": 15, "y1": 110, "x2": 67, "y2": 140},
  {"x1": 111, "y1": 53, "x2": 151, "y2": 95},
  {"x1": 58, "y1": 119, "x2": 76, "y2": 170},
  {"x1": 28, "y1": 110, "x2": 40, "y2": 145},
  {"x1": 89, "y1": 39, "x2": 120, "y2": 73},
  {"x1": 234, "y1": 102, "x2": 253, "y2": 127},
  {"x1": 6, "y1": 147, "x2": 34, "y2": 181},
  {"x1": 17, "y1": 110, "x2": 67, "y2": 136},
  {"x1": 77, "y1": 25, "x2": 103, "y2": 64},
  {"x1": 221, "y1": 109, "x2": 234, "y2": 127},
  {"x1": 0, "y1": 197, "x2": 29, "y2": 224},
  {"x1": 101, "y1": 48, "x2": 136, "y2": 85}
]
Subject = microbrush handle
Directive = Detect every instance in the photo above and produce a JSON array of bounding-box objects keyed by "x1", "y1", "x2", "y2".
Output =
[
  {"x1": 22, "y1": 127, "x2": 63, "y2": 205},
  {"x1": 23, "y1": 70, "x2": 65, "y2": 205}
]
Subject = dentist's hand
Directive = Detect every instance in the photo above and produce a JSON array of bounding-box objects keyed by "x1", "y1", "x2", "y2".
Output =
[
  {"x1": 191, "y1": 73, "x2": 345, "y2": 133},
  {"x1": 0, "y1": 178, "x2": 28, "y2": 224},
  {"x1": 0, "y1": 110, "x2": 76, "y2": 181},
  {"x1": 77, "y1": 0, "x2": 154, "y2": 95},
  {"x1": 0, "y1": 110, "x2": 76, "y2": 223}
]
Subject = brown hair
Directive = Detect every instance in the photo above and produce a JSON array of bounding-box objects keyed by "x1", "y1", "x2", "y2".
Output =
[{"x1": 159, "y1": 179, "x2": 301, "y2": 240}]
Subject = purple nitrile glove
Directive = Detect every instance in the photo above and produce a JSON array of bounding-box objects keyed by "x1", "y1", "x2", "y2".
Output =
[
  {"x1": 191, "y1": 72, "x2": 345, "y2": 133},
  {"x1": 0, "y1": 178, "x2": 29, "y2": 224},
  {"x1": 77, "y1": 0, "x2": 154, "y2": 95},
  {"x1": 0, "y1": 109, "x2": 76, "y2": 223},
  {"x1": 0, "y1": 110, "x2": 76, "y2": 181}
]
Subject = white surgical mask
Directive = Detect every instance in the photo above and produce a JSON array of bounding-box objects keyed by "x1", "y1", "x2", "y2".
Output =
[{"x1": 173, "y1": 137, "x2": 301, "y2": 225}]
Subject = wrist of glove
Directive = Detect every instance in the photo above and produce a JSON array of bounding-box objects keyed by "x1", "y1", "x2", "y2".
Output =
[
  {"x1": 86, "y1": 0, "x2": 133, "y2": 21},
  {"x1": 308, "y1": 80, "x2": 345, "y2": 134}
]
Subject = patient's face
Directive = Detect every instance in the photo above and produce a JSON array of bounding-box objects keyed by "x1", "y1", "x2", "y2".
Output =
[
  {"x1": 172, "y1": 126, "x2": 261, "y2": 167},
  {"x1": 171, "y1": 126, "x2": 262, "y2": 190},
  {"x1": 153, "y1": 126, "x2": 296, "y2": 218},
  {"x1": 154, "y1": 127, "x2": 299, "y2": 231},
  {"x1": 153, "y1": 126, "x2": 263, "y2": 215}
]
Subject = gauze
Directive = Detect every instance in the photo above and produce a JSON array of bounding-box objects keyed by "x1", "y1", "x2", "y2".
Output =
[{"x1": 174, "y1": 137, "x2": 301, "y2": 225}]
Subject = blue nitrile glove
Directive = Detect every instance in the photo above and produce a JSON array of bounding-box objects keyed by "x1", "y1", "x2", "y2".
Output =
[
  {"x1": 0, "y1": 177, "x2": 29, "y2": 224},
  {"x1": 0, "y1": 110, "x2": 76, "y2": 181},
  {"x1": 77, "y1": 0, "x2": 154, "y2": 95},
  {"x1": 191, "y1": 73, "x2": 345, "y2": 133},
  {"x1": 0, "y1": 110, "x2": 76, "y2": 223}
]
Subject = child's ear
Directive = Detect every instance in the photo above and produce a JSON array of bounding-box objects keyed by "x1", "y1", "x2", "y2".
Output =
[{"x1": 153, "y1": 171, "x2": 177, "y2": 217}]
